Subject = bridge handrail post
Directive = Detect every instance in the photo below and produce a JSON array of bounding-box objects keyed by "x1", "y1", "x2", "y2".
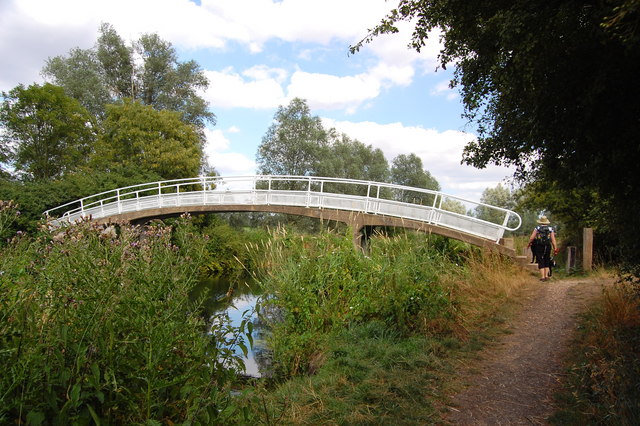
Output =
[
  {"x1": 201, "y1": 176, "x2": 206, "y2": 204},
  {"x1": 306, "y1": 176, "x2": 311, "y2": 207},
  {"x1": 430, "y1": 193, "x2": 438, "y2": 223},
  {"x1": 80, "y1": 199, "x2": 85, "y2": 218},
  {"x1": 252, "y1": 176, "x2": 256, "y2": 204},
  {"x1": 117, "y1": 189, "x2": 122, "y2": 214}
]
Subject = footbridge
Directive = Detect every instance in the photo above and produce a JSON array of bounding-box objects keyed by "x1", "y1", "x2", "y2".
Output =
[{"x1": 44, "y1": 175, "x2": 522, "y2": 256}]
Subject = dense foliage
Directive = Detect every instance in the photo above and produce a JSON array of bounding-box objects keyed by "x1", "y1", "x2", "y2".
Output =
[
  {"x1": 248, "y1": 229, "x2": 465, "y2": 378},
  {"x1": 257, "y1": 98, "x2": 440, "y2": 191},
  {"x1": 0, "y1": 210, "x2": 252, "y2": 424},
  {"x1": 352, "y1": 0, "x2": 640, "y2": 274},
  {"x1": 0, "y1": 84, "x2": 97, "y2": 180},
  {"x1": 93, "y1": 100, "x2": 204, "y2": 179}
]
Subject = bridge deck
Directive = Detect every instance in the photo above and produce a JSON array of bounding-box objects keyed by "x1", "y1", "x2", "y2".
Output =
[{"x1": 44, "y1": 175, "x2": 522, "y2": 255}]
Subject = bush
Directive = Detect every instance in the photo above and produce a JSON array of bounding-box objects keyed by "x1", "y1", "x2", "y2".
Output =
[
  {"x1": 0, "y1": 212, "x2": 251, "y2": 424},
  {"x1": 250, "y1": 229, "x2": 457, "y2": 378}
]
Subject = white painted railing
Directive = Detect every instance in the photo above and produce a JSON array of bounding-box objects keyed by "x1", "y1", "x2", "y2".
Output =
[{"x1": 44, "y1": 175, "x2": 521, "y2": 242}]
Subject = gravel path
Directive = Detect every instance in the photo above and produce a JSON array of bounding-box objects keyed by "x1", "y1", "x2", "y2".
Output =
[{"x1": 445, "y1": 276, "x2": 611, "y2": 425}]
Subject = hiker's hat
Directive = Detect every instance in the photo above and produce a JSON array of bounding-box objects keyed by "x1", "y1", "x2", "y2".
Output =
[{"x1": 537, "y1": 216, "x2": 550, "y2": 225}]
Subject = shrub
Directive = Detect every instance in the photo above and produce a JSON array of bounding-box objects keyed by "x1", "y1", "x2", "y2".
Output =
[{"x1": 0, "y1": 213, "x2": 251, "y2": 424}]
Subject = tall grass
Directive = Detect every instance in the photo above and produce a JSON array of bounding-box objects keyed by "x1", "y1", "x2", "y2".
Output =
[
  {"x1": 248, "y1": 229, "x2": 461, "y2": 378},
  {"x1": 0, "y1": 208, "x2": 252, "y2": 424},
  {"x1": 551, "y1": 280, "x2": 640, "y2": 424},
  {"x1": 444, "y1": 248, "x2": 533, "y2": 338},
  {"x1": 236, "y1": 228, "x2": 534, "y2": 423}
]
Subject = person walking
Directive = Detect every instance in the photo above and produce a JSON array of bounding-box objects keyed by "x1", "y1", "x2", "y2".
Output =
[{"x1": 527, "y1": 216, "x2": 559, "y2": 281}]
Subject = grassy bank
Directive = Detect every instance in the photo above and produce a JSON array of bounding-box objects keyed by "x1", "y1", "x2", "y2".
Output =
[
  {"x1": 234, "y1": 229, "x2": 534, "y2": 423},
  {"x1": 551, "y1": 279, "x2": 640, "y2": 424}
]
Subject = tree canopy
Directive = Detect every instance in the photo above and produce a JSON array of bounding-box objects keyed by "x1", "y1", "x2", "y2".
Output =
[
  {"x1": 352, "y1": 0, "x2": 640, "y2": 272},
  {"x1": 256, "y1": 98, "x2": 441, "y2": 192},
  {"x1": 43, "y1": 23, "x2": 215, "y2": 131},
  {"x1": 257, "y1": 98, "x2": 328, "y2": 179},
  {"x1": 0, "y1": 83, "x2": 96, "y2": 180},
  {"x1": 93, "y1": 100, "x2": 203, "y2": 180}
]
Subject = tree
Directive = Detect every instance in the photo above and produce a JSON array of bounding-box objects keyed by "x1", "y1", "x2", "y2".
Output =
[
  {"x1": 92, "y1": 100, "x2": 203, "y2": 180},
  {"x1": 390, "y1": 153, "x2": 440, "y2": 204},
  {"x1": 475, "y1": 184, "x2": 515, "y2": 224},
  {"x1": 41, "y1": 47, "x2": 111, "y2": 119},
  {"x1": 318, "y1": 133, "x2": 389, "y2": 182},
  {"x1": 43, "y1": 23, "x2": 215, "y2": 130},
  {"x1": 352, "y1": 1, "x2": 640, "y2": 272},
  {"x1": 0, "y1": 83, "x2": 96, "y2": 180},
  {"x1": 256, "y1": 98, "x2": 329, "y2": 183},
  {"x1": 96, "y1": 22, "x2": 135, "y2": 100}
]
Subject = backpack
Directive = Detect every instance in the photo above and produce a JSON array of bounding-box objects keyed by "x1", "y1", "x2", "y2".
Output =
[{"x1": 536, "y1": 225, "x2": 552, "y2": 245}]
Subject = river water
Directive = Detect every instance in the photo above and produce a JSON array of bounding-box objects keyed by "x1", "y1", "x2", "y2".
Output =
[{"x1": 192, "y1": 274, "x2": 265, "y2": 377}]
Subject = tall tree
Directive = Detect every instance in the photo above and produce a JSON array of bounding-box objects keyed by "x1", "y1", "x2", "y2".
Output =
[
  {"x1": 475, "y1": 183, "x2": 518, "y2": 227},
  {"x1": 256, "y1": 98, "x2": 329, "y2": 182},
  {"x1": 41, "y1": 47, "x2": 111, "y2": 119},
  {"x1": 0, "y1": 83, "x2": 96, "y2": 180},
  {"x1": 319, "y1": 132, "x2": 389, "y2": 181},
  {"x1": 96, "y1": 22, "x2": 134, "y2": 100},
  {"x1": 352, "y1": 1, "x2": 640, "y2": 272},
  {"x1": 92, "y1": 100, "x2": 202, "y2": 180},
  {"x1": 43, "y1": 23, "x2": 215, "y2": 131},
  {"x1": 390, "y1": 153, "x2": 440, "y2": 204}
]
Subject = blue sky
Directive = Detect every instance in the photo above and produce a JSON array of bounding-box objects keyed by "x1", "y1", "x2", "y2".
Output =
[{"x1": 0, "y1": 0, "x2": 515, "y2": 201}]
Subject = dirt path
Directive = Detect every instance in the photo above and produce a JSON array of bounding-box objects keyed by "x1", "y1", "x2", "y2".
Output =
[{"x1": 445, "y1": 275, "x2": 611, "y2": 425}]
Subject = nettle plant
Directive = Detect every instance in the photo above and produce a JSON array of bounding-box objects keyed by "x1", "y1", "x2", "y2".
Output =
[{"x1": 0, "y1": 210, "x2": 253, "y2": 425}]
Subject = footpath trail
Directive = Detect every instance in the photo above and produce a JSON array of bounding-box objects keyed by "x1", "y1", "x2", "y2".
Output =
[{"x1": 445, "y1": 275, "x2": 612, "y2": 425}]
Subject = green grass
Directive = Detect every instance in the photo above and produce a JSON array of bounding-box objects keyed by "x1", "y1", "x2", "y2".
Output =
[{"x1": 231, "y1": 229, "x2": 536, "y2": 424}]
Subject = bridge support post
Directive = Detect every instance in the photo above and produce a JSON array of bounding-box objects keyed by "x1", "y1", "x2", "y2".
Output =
[{"x1": 352, "y1": 223, "x2": 375, "y2": 253}]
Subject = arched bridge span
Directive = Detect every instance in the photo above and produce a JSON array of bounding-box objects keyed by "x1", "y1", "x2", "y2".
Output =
[{"x1": 44, "y1": 175, "x2": 522, "y2": 256}]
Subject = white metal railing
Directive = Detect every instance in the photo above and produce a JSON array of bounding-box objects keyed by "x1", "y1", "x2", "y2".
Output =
[{"x1": 43, "y1": 175, "x2": 522, "y2": 242}]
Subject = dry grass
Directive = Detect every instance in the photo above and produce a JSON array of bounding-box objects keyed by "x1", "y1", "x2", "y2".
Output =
[
  {"x1": 443, "y1": 249, "x2": 536, "y2": 338},
  {"x1": 551, "y1": 276, "x2": 640, "y2": 424}
]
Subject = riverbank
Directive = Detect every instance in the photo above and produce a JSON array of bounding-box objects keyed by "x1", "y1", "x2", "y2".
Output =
[
  {"x1": 232, "y1": 234, "x2": 539, "y2": 423},
  {"x1": 234, "y1": 265, "x2": 628, "y2": 424}
]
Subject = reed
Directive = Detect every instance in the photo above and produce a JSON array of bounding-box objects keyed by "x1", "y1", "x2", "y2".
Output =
[{"x1": 0, "y1": 210, "x2": 251, "y2": 424}]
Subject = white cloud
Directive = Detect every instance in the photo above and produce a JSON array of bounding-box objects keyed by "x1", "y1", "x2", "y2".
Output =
[
  {"x1": 199, "y1": 0, "x2": 401, "y2": 50},
  {"x1": 431, "y1": 80, "x2": 458, "y2": 100},
  {"x1": 1, "y1": 0, "x2": 443, "y2": 116},
  {"x1": 322, "y1": 118, "x2": 513, "y2": 201},
  {"x1": 203, "y1": 128, "x2": 256, "y2": 176},
  {"x1": 287, "y1": 71, "x2": 381, "y2": 112},
  {"x1": 203, "y1": 68, "x2": 286, "y2": 109}
]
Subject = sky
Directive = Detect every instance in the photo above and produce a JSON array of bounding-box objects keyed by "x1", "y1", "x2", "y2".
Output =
[{"x1": 0, "y1": 0, "x2": 515, "y2": 202}]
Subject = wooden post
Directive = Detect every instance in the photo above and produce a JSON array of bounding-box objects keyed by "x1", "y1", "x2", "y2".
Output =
[
  {"x1": 566, "y1": 246, "x2": 577, "y2": 273},
  {"x1": 583, "y1": 228, "x2": 593, "y2": 271}
]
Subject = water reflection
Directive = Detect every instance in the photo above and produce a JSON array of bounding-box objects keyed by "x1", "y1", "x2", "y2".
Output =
[{"x1": 192, "y1": 274, "x2": 267, "y2": 377}]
